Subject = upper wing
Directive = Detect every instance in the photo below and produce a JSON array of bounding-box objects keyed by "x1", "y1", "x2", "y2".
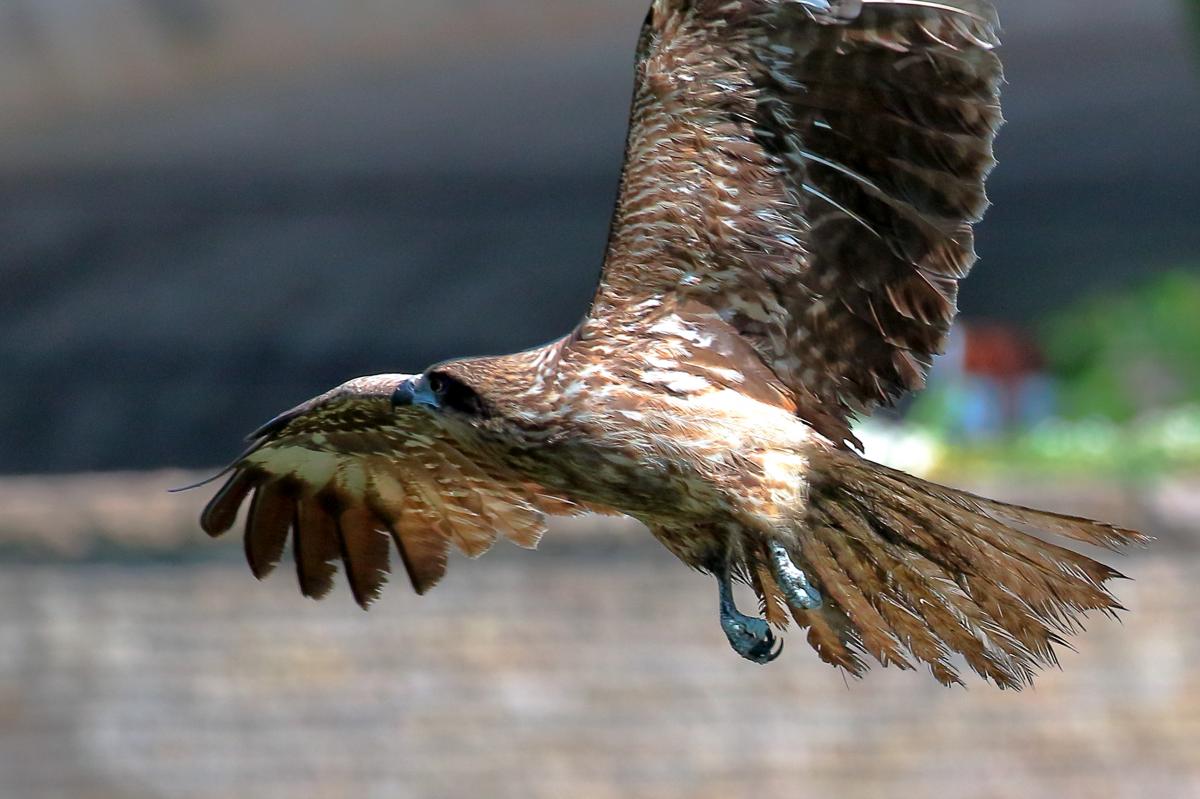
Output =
[
  {"x1": 200, "y1": 376, "x2": 583, "y2": 607},
  {"x1": 594, "y1": 0, "x2": 1003, "y2": 445}
]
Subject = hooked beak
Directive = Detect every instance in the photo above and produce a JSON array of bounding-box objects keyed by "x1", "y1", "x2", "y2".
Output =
[{"x1": 392, "y1": 376, "x2": 439, "y2": 410}]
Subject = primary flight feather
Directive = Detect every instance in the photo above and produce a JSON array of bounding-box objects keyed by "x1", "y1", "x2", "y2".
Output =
[{"x1": 200, "y1": 0, "x2": 1146, "y2": 689}]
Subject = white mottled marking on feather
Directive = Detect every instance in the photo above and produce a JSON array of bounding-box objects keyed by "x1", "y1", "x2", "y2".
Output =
[
  {"x1": 710, "y1": 366, "x2": 746, "y2": 384},
  {"x1": 641, "y1": 371, "x2": 710, "y2": 395},
  {"x1": 337, "y1": 460, "x2": 368, "y2": 495},
  {"x1": 646, "y1": 354, "x2": 679, "y2": 370},
  {"x1": 576, "y1": 364, "x2": 607, "y2": 379},
  {"x1": 250, "y1": 445, "x2": 338, "y2": 489},
  {"x1": 648, "y1": 316, "x2": 715, "y2": 348},
  {"x1": 371, "y1": 471, "x2": 405, "y2": 510},
  {"x1": 761, "y1": 450, "x2": 807, "y2": 493},
  {"x1": 690, "y1": 389, "x2": 809, "y2": 444}
]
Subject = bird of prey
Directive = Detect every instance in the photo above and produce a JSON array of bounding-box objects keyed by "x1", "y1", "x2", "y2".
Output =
[{"x1": 199, "y1": 0, "x2": 1146, "y2": 688}]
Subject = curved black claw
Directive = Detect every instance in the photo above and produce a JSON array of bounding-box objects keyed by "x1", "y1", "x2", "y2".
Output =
[{"x1": 722, "y1": 614, "x2": 784, "y2": 665}]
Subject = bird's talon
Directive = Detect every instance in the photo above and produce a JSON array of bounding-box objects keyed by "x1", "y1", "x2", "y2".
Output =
[
  {"x1": 767, "y1": 635, "x2": 784, "y2": 663},
  {"x1": 718, "y1": 573, "x2": 782, "y2": 665},
  {"x1": 746, "y1": 628, "x2": 784, "y2": 665}
]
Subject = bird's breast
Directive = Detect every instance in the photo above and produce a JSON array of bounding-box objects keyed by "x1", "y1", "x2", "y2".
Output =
[{"x1": 493, "y1": 385, "x2": 814, "y2": 526}]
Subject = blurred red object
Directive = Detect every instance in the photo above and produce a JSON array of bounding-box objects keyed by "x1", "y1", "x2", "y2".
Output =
[{"x1": 962, "y1": 322, "x2": 1044, "y2": 386}]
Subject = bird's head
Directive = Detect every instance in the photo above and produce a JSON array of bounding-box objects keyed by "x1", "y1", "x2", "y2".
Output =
[
  {"x1": 391, "y1": 368, "x2": 493, "y2": 420},
  {"x1": 391, "y1": 347, "x2": 555, "y2": 434},
  {"x1": 392, "y1": 347, "x2": 541, "y2": 427}
]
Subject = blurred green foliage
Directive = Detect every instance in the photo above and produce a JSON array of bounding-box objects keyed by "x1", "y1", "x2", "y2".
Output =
[
  {"x1": 935, "y1": 405, "x2": 1200, "y2": 478},
  {"x1": 900, "y1": 270, "x2": 1200, "y2": 477},
  {"x1": 1042, "y1": 270, "x2": 1200, "y2": 422}
]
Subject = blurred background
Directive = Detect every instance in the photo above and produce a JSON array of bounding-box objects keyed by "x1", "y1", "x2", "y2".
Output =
[{"x1": 2, "y1": 0, "x2": 1199, "y2": 797}]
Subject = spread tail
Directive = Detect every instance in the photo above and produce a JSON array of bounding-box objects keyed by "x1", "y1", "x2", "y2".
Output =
[{"x1": 751, "y1": 449, "x2": 1149, "y2": 689}]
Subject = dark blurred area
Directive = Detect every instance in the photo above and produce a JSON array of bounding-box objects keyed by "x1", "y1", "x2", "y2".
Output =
[
  {"x1": 2, "y1": 3, "x2": 1200, "y2": 798},
  {"x1": 2, "y1": 0, "x2": 1199, "y2": 474}
]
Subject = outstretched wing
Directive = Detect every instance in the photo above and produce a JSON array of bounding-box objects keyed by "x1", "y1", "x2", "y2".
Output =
[
  {"x1": 595, "y1": 0, "x2": 1002, "y2": 445},
  {"x1": 200, "y1": 376, "x2": 581, "y2": 607}
]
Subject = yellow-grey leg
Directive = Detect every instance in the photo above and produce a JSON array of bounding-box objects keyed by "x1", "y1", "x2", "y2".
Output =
[{"x1": 768, "y1": 542, "x2": 823, "y2": 611}]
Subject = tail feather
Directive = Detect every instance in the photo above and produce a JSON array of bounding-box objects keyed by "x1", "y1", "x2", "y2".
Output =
[
  {"x1": 882, "y1": 471, "x2": 1131, "y2": 585},
  {"x1": 865, "y1": 531, "x2": 1038, "y2": 687},
  {"x1": 752, "y1": 449, "x2": 1145, "y2": 689},
  {"x1": 804, "y1": 533, "x2": 914, "y2": 670},
  {"x1": 896, "y1": 492, "x2": 1118, "y2": 632},
  {"x1": 844, "y1": 463, "x2": 1132, "y2": 622},
  {"x1": 793, "y1": 601, "x2": 868, "y2": 676},
  {"x1": 816, "y1": 500, "x2": 963, "y2": 681},
  {"x1": 870, "y1": 460, "x2": 1151, "y2": 552},
  {"x1": 846, "y1": 526, "x2": 991, "y2": 685}
]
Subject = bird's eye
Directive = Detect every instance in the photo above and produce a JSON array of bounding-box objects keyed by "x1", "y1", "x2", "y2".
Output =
[{"x1": 426, "y1": 372, "x2": 489, "y2": 417}]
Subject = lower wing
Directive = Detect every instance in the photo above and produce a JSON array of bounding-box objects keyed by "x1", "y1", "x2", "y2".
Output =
[{"x1": 199, "y1": 375, "x2": 586, "y2": 608}]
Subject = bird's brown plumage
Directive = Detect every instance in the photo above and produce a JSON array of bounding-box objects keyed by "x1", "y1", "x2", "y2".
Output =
[
  {"x1": 200, "y1": 0, "x2": 1147, "y2": 689},
  {"x1": 598, "y1": 0, "x2": 1004, "y2": 447}
]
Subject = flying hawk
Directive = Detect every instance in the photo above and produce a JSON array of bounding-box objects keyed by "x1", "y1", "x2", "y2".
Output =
[{"x1": 199, "y1": 0, "x2": 1146, "y2": 688}]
